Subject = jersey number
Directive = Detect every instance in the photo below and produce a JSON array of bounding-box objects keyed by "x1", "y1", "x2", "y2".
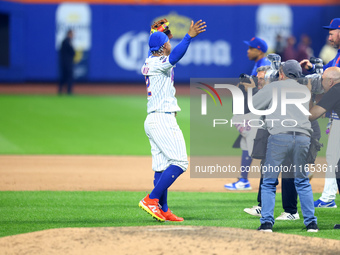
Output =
[{"x1": 145, "y1": 76, "x2": 151, "y2": 97}]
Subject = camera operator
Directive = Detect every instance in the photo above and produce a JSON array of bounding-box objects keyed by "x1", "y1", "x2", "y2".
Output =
[
  {"x1": 243, "y1": 63, "x2": 300, "y2": 221},
  {"x1": 300, "y1": 18, "x2": 340, "y2": 208},
  {"x1": 243, "y1": 56, "x2": 320, "y2": 221},
  {"x1": 252, "y1": 60, "x2": 318, "y2": 232},
  {"x1": 224, "y1": 37, "x2": 271, "y2": 191}
]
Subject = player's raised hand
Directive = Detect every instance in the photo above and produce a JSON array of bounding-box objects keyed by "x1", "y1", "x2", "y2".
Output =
[{"x1": 188, "y1": 20, "x2": 207, "y2": 38}]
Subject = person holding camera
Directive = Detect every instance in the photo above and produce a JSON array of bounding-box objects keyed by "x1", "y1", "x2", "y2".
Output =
[
  {"x1": 300, "y1": 18, "x2": 340, "y2": 208},
  {"x1": 252, "y1": 60, "x2": 318, "y2": 232},
  {"x1": 243, "y1": 58, "x2": 319, "y2": 221},
  {"x1": 224, "y1": 37, "x2": 271, "y2": 191}
]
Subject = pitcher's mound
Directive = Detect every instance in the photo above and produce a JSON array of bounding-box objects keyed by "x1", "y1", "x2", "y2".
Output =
[{"x1": 1, "y1": 226, "x2": 339, "y2": 255}]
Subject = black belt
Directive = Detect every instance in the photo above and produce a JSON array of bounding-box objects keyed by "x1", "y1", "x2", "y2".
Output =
[{"x1": 280, "y1": 131, "x2": 310, "y2": 137}]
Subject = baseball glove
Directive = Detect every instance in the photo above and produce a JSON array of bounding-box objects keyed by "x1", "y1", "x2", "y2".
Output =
[{"x1": 151, "y1": 18, "x2": 173, "y2": 39}]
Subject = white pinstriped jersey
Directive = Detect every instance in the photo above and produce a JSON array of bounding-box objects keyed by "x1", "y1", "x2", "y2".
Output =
[{"x1": 141, "y1": 55, "x2": 181, "y2": 113}]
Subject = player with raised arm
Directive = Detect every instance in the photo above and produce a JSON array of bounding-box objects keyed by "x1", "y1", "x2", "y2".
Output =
[{"x1": 139, "y1": 20, "x2": 207, "y2": 222}]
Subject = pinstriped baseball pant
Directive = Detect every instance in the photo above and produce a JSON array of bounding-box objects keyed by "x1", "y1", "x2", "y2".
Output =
[
  {"x1": 144, "y1": 112, "x2": 188, "y2": 172},
  {"x1": 320, "y1": 119, "x2": 340, "y2": 202}
]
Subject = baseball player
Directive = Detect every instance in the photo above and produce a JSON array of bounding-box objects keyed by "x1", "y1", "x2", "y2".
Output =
[
  {"x1": 309, "y1": 66, "x2": 340, "y2": 227},
  {"x1": 245, "y1": 37, "x2": 272, "y2": 76},
  {"x1": 225, "y1": 37, "x2": 271, "y2": 191},
  {"x1": 139, "y1": 20, "x2": 207, "y2": 222},
  {"x1": 300, "y1": 18, "x2": 340, "y2": 208}
]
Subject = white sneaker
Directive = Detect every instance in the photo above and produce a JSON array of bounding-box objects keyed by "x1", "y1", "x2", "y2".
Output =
[
  {"x1": 244, "y1": 205, "x2": 261, "y2": 217},
  {"x1": 224, "y1": 178, "x2": 252, "y2": 191},
  {"x1": 276, "y1": 212, "x2": 300, "y2": 220}
]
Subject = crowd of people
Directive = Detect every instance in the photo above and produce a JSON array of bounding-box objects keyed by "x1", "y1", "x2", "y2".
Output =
[{"x1": 225, "y1": 18, "x2": 340, "y2": 232}]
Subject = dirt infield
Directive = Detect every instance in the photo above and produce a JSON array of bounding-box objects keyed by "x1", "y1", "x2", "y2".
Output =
[
  {"x1": 1, "y1": 226, "x2": 340, "y2": 255},
  {"x1": 0, "y1": 155, "x2": 327, "y2": 192},
  {"x1": 1, "y1": 155, "x2": 338, "y2": 255}
]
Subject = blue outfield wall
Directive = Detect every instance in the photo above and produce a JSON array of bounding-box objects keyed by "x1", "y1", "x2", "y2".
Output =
[{"x1": 0, "y1": 1, "x2": 340, "y2": 83}]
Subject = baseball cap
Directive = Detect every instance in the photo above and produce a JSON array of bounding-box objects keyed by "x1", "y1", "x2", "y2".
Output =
[
  {"x1": 149, "y1": 32, "x2": 169, "y2": 51},
  {"x1": 243, "y1": 37, "x2": 268, "y2": 53},
  {"x1": 323, "y1": 18, "x2": 340, "y2": 30},
  {"x1": 281, "y1": 59, "x2": 302, "y2": 78}
]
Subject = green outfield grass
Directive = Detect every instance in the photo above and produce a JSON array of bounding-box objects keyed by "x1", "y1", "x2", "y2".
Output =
[
  {"x1": 0, "y1": 191, "x2": 339, "y2": 239},
  {"x1": 0, "y1": 95, "x2": 330, "y2": 156},
  {"x1": 0, "y1": 95, "x2": 186, "y2": 155}
]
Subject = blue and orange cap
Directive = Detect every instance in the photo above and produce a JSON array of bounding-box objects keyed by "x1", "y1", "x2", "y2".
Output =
[
  {"x1": 323, "y1": 18, "x2": 340, "y2": 30},
  {"x1": 243, "y1": 37, "x2": 268, "y2": 53},
  {"x1": 149, "y1": 32, "x2": 169, "y2": 52}
]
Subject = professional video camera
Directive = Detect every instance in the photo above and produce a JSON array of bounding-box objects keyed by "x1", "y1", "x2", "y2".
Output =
[
  {"x1": 264, "y1": 54, "x2": 324, "y2": 94},
  {"x1": 298, "y1": 57, "x2": 324, "y2": 94},
  {"x1": 238, "y1": 53, "x2": 281, "y2": 87},
  {"x1": 239, "y1": 73, "x2": 253, "y2": 84},
  {"x1": 310, "y1": 57, "x2": 324, "y2": 75},
  {"x1": 264, "y1": 53, "x2": 281, "y2": 83}
]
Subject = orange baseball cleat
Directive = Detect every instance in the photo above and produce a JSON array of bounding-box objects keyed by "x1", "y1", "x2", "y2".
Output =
[
  {"x1": 160, "y1": 208, "x2": 184, "y2": 222},
  {"x1": 139, "y1": 194, "x2": 166, "y2": 222}
]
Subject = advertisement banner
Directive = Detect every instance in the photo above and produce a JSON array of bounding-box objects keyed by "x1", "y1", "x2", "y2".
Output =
[{"x1": 1, "y1": 2, "x2": 340, "y2": 82}]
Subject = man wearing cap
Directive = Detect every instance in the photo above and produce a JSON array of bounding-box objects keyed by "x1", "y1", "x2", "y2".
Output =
[
  {"x1": 300, "y1": 18, "x2": 340, "y2": 208},
  {"x1": 138, "y1": 20, "x2": 206, "y2": 222},
  {"x1": 244, "y1": 37, "x2": 272, "y2": 76},
  {"x1": 251, "y1": 59, "x2": 318, "y2": 232},
  {"x1": 301, "y1": 18, "x2": 340, "y2": 71},
  {"x1": 225, "y1": 37, "x2": 271, "y2": 191}
]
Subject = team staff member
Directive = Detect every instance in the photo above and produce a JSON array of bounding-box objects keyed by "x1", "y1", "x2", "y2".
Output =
[
  {"x1": 139, "y1": 20, "x2": 206, "y2": 222},
  {"x1": 301, "y1": 18, "x2": 340, "y2": 208},
  {"x1": 225, "y1": 37, "x2": 271, "y2": 191},
  {"x1": 301, "y1": 18, "x2": 340, "y2": 71},
  {"x1": 59, "y1": 29, "x2": 75, "y2": 95},
  {"x1": 252, "y1": 60, "x2": 318, "y2": 232}
]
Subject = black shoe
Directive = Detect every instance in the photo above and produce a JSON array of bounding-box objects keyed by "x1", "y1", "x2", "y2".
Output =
[
  {"x1": 334, "y1": 224, "x2": 340, "y2": 229},
  {"x1": 257, "y1": 222, "x2": 273, "y2": 232},
  {"x1": 306, "y1": 221, "x2": 319, "y2": 232}
]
